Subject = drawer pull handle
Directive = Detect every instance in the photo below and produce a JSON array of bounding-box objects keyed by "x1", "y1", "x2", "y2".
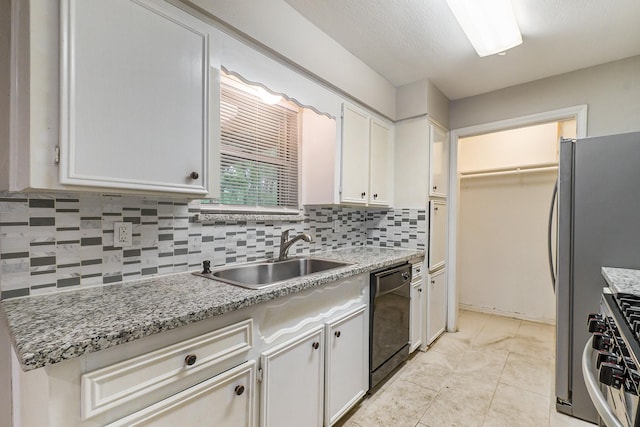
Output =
[
  {"x1": 189, "y1": 171, "x2": 199, "y2": 180},
  {"x1": 235, "y1": 385, "x2": 245, "y2": 396},
  {"x1": 312, "y1": 342, "x2": 320, "y2": 350},
  {"x1": 335, "y1": 331, "x2": 341, "y2": 338},
  {"x1": 184, "y1": 354, "x2": 197, "y2": 366}
]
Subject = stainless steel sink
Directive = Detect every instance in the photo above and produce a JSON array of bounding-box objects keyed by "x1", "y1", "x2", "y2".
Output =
[{"x1": 194, "y1": 257, "x2": 352, "y2": 289}]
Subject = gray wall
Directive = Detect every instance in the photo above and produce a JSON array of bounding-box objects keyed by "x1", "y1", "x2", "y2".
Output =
[{"x1": 450, "y1": 55, "x2": 640, "y2": 137}]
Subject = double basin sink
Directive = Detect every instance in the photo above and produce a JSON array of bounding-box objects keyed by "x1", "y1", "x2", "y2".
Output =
[{"x1": 194, "y1": 257, "x2": 352, "y2": 290}]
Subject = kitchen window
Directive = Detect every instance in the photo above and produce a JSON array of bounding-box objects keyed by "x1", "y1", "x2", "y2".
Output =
[{"x1": 202, "y1": 74, "x2": 301, "y2": 213}]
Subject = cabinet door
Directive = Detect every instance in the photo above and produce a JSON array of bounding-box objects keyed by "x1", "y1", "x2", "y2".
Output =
[
  {"x1": 410, "y1": 281, "x2": 423, "y2": 353},
  {"x1": 60, "y1": 0, "x2": 211, "y2": 195},
  {"x1": 426, "y1": 269, "x2": 447, "y2": 345},
  {"x1": 394, "y1": 118, "x2": 429, "y2": 208},
  {"x1": 429, "y1": 123, "x2": 449, "y2": 198},
  {"x1": 261, "y1": 326, "x2": 324, "y2": 427},
  {"x1": 429, "y1": 200, "x2": 447, "y2": 271},
  {"x1": 368, "y1": 119, "x2": 392, "y2": 207},
  {"x1": 325, "y1": 305, "x2": 368, "y2": 426},
  {"x1": 106, "y1": 361, "x2": 256, "y2": 427},
  {"x1": 341, "y1": 104, "x2": 370, "y2": 205}
]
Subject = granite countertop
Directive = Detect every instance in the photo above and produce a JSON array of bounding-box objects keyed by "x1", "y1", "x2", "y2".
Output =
[
  {"x1": 1, "y1": 246, "x2": 424, "y2": 371},
  {"x1": 602, "y1": 267, "x2": 640, "y2": 296}
]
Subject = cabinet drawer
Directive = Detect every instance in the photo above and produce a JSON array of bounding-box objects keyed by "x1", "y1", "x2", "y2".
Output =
[
  {"x1": 411, "y1": 262, "x2": 424, "y2": 280},
  {"x1": 81, "y1": 319, "x2": 253, "y2": 419},
  {"x1": 106, "y1": 360, "x2": 256, "y2": 427}
]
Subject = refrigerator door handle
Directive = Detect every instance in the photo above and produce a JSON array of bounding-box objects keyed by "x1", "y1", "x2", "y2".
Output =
[{"x1": 548, "y1": 179, "x2": 558, "y2": 291}]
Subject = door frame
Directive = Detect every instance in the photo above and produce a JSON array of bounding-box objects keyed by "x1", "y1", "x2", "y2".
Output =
[{"x1": 446, "y1": 105, "x2": 588, "y2": 331}]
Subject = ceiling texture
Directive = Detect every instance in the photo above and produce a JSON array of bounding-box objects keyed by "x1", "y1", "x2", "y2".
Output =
[{"x1": 283, "y1": 0, "x2": 640, "y2": 100}]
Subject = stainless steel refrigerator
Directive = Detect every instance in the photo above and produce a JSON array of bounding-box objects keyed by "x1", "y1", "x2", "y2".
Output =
[{"x1": 554, "y1": 130, "x2": 640, "y2": 423}]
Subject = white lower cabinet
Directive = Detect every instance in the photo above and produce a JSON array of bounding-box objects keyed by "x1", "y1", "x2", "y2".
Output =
[
  {"x1": 426, "y1": 268, "x2": 447, "y2": 345},
  {"x1": 260, "y1": 305, "x2": 368, "y2": 427},
  {"x1": 410, "y1": 281, "x2": 424, "y2": 352},
  {"x1": 324, "y1": 305, "x2": 368, "y2": 426},
  {"x1": 107, "y1": 361, "x2": 256, "y2": 427},
  {"x1": 260, "y1": 326, "x2": 325, "y2": 427}
]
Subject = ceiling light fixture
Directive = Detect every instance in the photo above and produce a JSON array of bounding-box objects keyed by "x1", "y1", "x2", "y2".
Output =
[{"x1": 446, "y1": 0, "x2": 522, "y2": 57}]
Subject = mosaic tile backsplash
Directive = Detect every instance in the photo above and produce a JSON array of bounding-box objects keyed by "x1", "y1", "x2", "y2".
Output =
[{"x1": 0, "y1": 192, "x2": 427, "y2": 299}]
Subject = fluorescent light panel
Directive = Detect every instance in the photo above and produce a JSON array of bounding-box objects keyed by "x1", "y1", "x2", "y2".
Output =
[{"x1": 446, "y1": 0, "x2": 522, "y2": 57}]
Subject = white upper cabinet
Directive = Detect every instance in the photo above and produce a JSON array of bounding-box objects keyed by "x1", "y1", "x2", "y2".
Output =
[
  {"x1": 394, "y1": 118, "x2": 430, "y2": 208},
  {"x1": 4, "y1": 0, "x2": 217, "y2": 196},
  {"x1": 368, "y1": 120, "x2": 393, "y2": 206},
  {"x1": 340, "y1": 104, "x2": 370, "y2": 205},
  {"x1": 340, "y1": 104, "x2": 393, "y2": 207},
  {"x1": 59, "y1": 0, "x2": 213, "y2": 195},
  {"x1": 429, "y1": 123, "x2": 449, "y2": 199}
]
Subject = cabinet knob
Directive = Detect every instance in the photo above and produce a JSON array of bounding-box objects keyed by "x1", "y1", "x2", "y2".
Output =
[
  {"x1": 334, "y1": 331, "x2": 341, "y2": 338},
  {"x1": 189, "y1": 171, "x2": 199, "y2": 180},
  {"x1": 419, "y1": 288, "x2": 423, "y2": 292},
  {"x1": 434, "y1": 206, "x2": 439, "y2": 211},
  {"x1": 373, "y1": 193, "x2": 378, "y2": 199},
  {"x1": 361, "y1": 192, "x2": 366, "y2": 198},
  {"x1": 312, "y1": 342, "x2": 320, "y2": 350},
  {"x1": 234, "y1": 385, "x2": 245, "y2": 396},
  {"x1": 431, "y1": 280, "x2": 435, "y2": 284},
  {"x1": 433, "y1": 185, "x2": 437, "y2": 190},
  {"x1": 184, "y1": 354, "x2": 197, "y2": 366}
]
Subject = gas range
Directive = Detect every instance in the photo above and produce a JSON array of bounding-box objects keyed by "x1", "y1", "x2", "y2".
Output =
[{"x1": 586, "y1": 289, "x2": 640, "y2": 426}]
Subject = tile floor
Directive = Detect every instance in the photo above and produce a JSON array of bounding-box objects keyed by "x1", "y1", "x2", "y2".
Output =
[{"x1": 337, "y1": 309, "x2": 596, "y2": 427}]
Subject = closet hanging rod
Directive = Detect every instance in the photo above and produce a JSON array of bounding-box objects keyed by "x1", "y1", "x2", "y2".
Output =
[{"x1": 459, "y1": 164, "x2": 558, "y2": 179}]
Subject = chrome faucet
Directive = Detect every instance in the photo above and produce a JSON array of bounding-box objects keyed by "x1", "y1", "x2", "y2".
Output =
[{"x1": 278, "y1": 229, "x2": 314, "y2": 261}]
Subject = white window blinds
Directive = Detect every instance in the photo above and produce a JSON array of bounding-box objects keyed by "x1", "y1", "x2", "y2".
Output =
[{"x1": 213, "y1": 77, "x2": 300, "y2": 212}]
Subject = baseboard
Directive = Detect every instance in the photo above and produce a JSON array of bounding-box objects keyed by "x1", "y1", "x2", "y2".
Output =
[{"x1": 458, "y1": 303, "x2": 555, "y2": 325}]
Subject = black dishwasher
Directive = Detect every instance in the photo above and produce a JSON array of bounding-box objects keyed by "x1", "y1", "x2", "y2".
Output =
[{"x1": 369, "y1": 263, "x2": 412, "y2": 389}]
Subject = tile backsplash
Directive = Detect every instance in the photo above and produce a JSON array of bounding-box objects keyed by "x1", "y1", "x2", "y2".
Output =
[{"x1": 0, "y1": 192, "x2": 427, "y2": 299}]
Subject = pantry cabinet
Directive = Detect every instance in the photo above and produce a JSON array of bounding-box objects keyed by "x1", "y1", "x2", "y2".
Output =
[
  {"x1": 429, "y1": 122, "x2": 449, "y2": 199},
  {"x1": 260, "y1": 326, "x2": 325, "y2": 427},
  {"x1": 428, "y1": 200, "x2": 448, "y2": 271},
  {"x1": 5, "y1": 0, "x2": 218, "y2": 196},
  {"x1": 341, "y1": 104, "x2": 393, "y2": 207},
  {"x1": 426, "y1": 268, "x2": 447, "y2": 345}
]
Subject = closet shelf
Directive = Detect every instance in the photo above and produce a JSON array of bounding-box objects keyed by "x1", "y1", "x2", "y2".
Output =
[{"x1": 459, "y1": 163, "x2": 558, "y2": 179}]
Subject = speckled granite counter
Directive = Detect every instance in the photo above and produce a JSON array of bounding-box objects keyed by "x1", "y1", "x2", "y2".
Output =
[
  {"x1": 602, "y1": 267, "x2": 640, "y2": 296},
  {"x1": 1, "y1": 246, "x2": 424, "y2": 371}
]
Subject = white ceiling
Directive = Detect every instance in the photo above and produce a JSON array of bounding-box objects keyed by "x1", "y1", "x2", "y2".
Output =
[{"x1": 283, "y1": 0, "x2": 640, "y2": 100}]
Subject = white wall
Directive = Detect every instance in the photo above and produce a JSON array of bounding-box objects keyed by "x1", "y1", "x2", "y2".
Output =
[
  {"x1": 457, "y1": 123, "x2": 565, "y2": 323},
  {"x1": 458, "y1": 171, "x2": 557, "y2": 322},
  {"x1": 450, "y1": 55, "x2": 640, "y2": 137},
  {"x1": 183, "y1": 0, "x2": 397, "y2": 119},
  {"x1": 459, "y1": 122, "x2": 560, "y2": 172}
]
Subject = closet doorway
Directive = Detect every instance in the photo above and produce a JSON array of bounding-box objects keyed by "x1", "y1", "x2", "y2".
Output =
[{"x1": 456, "y1": 120, "x2": 575, "y2": 324}]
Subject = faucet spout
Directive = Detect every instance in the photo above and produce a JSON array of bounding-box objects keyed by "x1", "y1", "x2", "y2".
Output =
[{"x1": 278, "y1": 229, "x2": 314, "y2": 261}]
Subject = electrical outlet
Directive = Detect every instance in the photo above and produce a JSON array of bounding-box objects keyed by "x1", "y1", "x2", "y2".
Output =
[{"x1": 114, "y1": 222, "x2": 133, "y2": 247}]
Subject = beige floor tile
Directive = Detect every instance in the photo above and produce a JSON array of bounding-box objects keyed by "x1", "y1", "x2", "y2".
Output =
[
  {"x1": 456, "y1": 349, "x2": 509, "y2": 384},
  {"x1": 420, "y1": 375, "x2": 496, "y2": 427},
  {"x1": 500, "y1": 352, "x2": 553, "y2": 397},
  {"x1": 429, "y1": 330, "x2": 473, "y2": 356},
  {"x1": 472, "y1": 316, "x2": 521, "y2": 354},
  {"x1": 549, "y1": 408, "x2": 595, "y2": 427},
  {"x1": 484, "y1": 383, "x2": 550, "y2": 427},
  {"x1": 398, "y1": 348, "x2": 464, "y2": 392},
  {"x1": 511, "y1": 320, "x2": 556, "y2": 361},
  {"x1": 337, "y1": 311, "x2": 592, "y2": 427},
  {"x1": 349, "y1": 379, "x2": 436, "y2": 427}
]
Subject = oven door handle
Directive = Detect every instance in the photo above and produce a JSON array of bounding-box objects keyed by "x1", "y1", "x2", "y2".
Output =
[{"x1": 582, "y1": 337, "x2": 625, "y2": 427}]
